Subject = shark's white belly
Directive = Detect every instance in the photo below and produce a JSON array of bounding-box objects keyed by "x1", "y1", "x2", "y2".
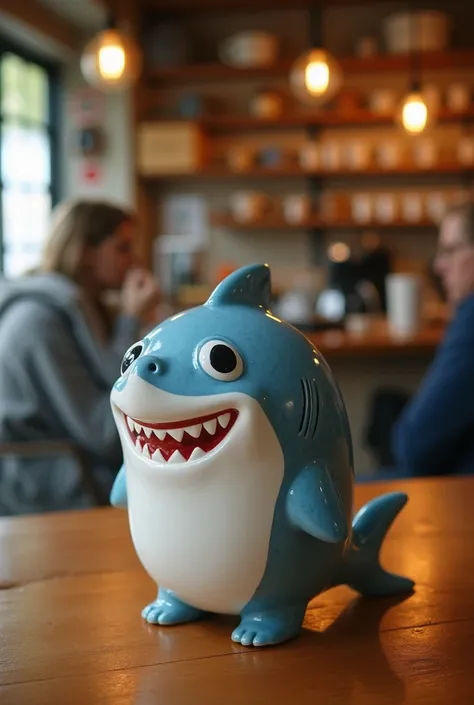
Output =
[{"x1": 123, "y1": 401, "x2": 285, "y2": 615}]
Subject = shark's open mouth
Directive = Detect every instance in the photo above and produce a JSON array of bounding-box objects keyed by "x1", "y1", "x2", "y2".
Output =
[{"x1": 124, "y1": 408, "x2": 238, "y2": 463}]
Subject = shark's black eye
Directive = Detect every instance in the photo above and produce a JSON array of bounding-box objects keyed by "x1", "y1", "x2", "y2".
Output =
[
  {"x1": 198, "y1": 340, "x2": 243, "y2": 381},
  {"x1": 121, "y1": 342, "x2": 144, "y2": 376}
]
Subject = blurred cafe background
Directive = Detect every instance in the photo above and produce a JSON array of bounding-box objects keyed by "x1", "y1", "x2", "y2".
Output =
[{"x1": 0, "y1": 0, "x2": 474, "y2": 514}]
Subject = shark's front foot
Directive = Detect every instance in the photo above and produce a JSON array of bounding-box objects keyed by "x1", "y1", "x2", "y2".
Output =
[
  {"x1": 231, "y1": 604, "x2": 306, "y2": 647},
  {"x1": 142, "y1": 587, "x2": 207, "y2": 625}
]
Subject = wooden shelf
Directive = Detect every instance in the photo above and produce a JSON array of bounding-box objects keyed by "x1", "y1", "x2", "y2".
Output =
[
  {"x1": 211, "y1": 214, "x2": 438, "y2": 230},
  {"x1": 197, "y1": 108, "x2": 474, "y2": 131},
  {"x1": 145, "y1": 108, "x2": 474, "y2": 133},
  {"x1": 147, "y1": 49, "x2": 474, "y2": 84},
  {"x1": 141, "y1": 163, "x2": 474, "y2": 181}
]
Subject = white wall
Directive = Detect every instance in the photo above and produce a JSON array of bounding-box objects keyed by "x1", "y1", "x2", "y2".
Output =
[{"x1": 59, "y1": 61, "x2": 134, "y2": 207}]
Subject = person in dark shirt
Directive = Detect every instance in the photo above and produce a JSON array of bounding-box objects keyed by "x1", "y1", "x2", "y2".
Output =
[{"x1": 392, "y1": 201, "x2": 474, "y2": 476}]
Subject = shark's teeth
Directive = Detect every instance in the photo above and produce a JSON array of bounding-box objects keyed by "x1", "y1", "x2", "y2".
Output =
[
  {"x1": 168, "y1": 449, "x2": 185, "y2": 464},
  {"x1": 167, "y1": 428, "x2": 184, "y2": 442},
  {"x1": 189, "y1": 447, "x2": 205, "y2": 461},
  {"x1": 185, "y1": 423, "x2": 202, "y2": 438},
  {"x1": 218, "y1": 413, "x2": 231, "y2": 429},
  {"x1": 203, "y1": 418, "x2": 217, "y2": 435},
  {"x1": 127, "y1": 410, "x2": 237, "y2": 464}
]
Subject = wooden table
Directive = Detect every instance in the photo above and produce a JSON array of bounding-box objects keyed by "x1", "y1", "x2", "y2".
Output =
[{"x1": 1, "y1": 477, "x2": 473, "y2": 704}]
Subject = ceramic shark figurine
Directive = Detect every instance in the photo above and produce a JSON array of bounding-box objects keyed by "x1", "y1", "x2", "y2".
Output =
[{"x1": 110, "y1": 264, "x2": 414, "y2": 647}]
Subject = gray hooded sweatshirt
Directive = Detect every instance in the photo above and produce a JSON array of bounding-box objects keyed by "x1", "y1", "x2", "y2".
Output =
[{"x1": 0, "y1": 273, "x2": 141, "y2": 515}]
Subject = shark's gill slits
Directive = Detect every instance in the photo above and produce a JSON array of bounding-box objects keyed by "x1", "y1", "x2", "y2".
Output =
[{"x1": 298, "y1": 378, "x2": 319, "y2": 440}]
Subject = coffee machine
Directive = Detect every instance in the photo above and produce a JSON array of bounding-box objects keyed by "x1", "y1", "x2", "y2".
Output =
[{"x1": 316, "y1": 236, "x2": 391, "y2": 322}]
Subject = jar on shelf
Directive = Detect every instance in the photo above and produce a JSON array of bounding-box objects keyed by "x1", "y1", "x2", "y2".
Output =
[
  {"x1": 425, "y1": 191, "x2": 447, "y2": 223},
  {"x1": 343, "y1": 140, "x2": 372, "y2": 171},
  {"x1": 402, "y1": 192, "x2": 425, "y2": 223},
  {"x1": 351, "y1": 193, "x2": 374, "y2": 224},
  {"x1": 298, "y1": 141, "x2": 320, "y2": 171},
  {"x1": 412, "y1": 137, "x2": 438, "y2": 169},
  {"x1": 374, "y1": 192, "x2": 399, "y2": 223},
  {"x1": 457, "y1": 134, "x2": 474, "y2": 166}
]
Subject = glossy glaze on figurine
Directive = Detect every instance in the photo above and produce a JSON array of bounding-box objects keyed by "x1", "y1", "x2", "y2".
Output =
[{"x1": 110, "y1": 264, "x2": 414, "y2": 647}]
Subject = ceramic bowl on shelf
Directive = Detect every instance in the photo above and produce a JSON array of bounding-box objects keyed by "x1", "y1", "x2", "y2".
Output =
[
  {"x1": 230, "y1": 191, "x2": 269, "y2": 223},
  {"x1": 218, "y1": 31, "x2": 278, "y2": 68},
  {"x1": 282, "y1": 195, "x2": 311, "y2": 225},
  {"x1": 384, "y1": 11, "x2": 451, "y2": 54}
]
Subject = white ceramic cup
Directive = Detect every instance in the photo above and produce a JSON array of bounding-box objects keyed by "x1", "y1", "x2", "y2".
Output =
[
  {"x1": 386, "y1": 273, "x2": 422, "y2": 336},
  {"x1": 402, "y1": 193, "x2": 424, "y2": 223},
  {"x1": 283, "y1": 195, "x2": 311, "y2": 224},
  {"x1": 299, "y1": 142, "x2": 320, "y2": 171},
  {"x1": 352, "y1": 193, "x2": 373, "y2": 223},
  {"x1": 344, "y1": 141, "x2": 371, "y2": 170},
  {"x1": 218, "y1": 32, "x2": 278, "y2": 68},
  {"x1": 230, "y1": 191, "x2": 267, "y2": 222},
  {"x1": 447, "y1": 83, "x2": 470, "y2": 112}
]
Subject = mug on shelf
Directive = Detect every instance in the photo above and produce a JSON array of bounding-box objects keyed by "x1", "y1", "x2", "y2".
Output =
[
  {"x1": 218, "y1": 31, "x2": 278, "y2": 68},
  {"x1": 374, "y1": 192, "x2": 398, "y2": 223},
  {"x1": 249, "y1": 90, "x2": 283, "y2": 119},
  {"x1": 425, "y1": 191, "x2": 447, "y2": 223},
  {"x1": 230, "y1": 191, "x2": 269, "y2": 223},
  {"x1": 457, "y1": 135, "x2": 474, "y2": 166},
  {"x1": 344, "y1": 141, "x2": 372, "y2": 171},
  {"x1": 351, "y1": 193, "x2": 374, "y2": 224},
  {"x1": 227, "y1": 146, "x2": 255, "y2": 172},
  {"x1": 446, "y1": 83, "x2": 471, "y2": 113},
  {"x1": 412, "y1": 138, "x2": 438, "y2": 169},
  {"x1": 376, "y1": 142, "x2": 401, "y2": 170},
  {"x1": 402, "y1": 193, "x2": 424, "y2": 223},
  {"x1": 299, "y1": 141, "x2": 320, "y2": 171},
  {"x1": 320, "y1": 141, "x2": 342, "y2": 171},
  {"x1": 368, "y1": 89, "x2": 397, "y2": 116},
  {"x1": 282, "y1": 195, "x2": 311, "y2": 225}
]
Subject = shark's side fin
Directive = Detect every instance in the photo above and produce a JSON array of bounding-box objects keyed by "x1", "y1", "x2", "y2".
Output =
[
  {"x1": 110, "y1": 465, "x2": 128, "y2": 508},
  {"x1": 286, "y1": 465, "x2": 347, "y2": 544},
  {"x1": 206, "y1": 264, "x2": 271, "y2": 310}
]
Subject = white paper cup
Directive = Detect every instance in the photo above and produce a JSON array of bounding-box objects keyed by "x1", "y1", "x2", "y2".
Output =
[{"x1": 386, "y1": 274, "x2": 422, "y2": 336}]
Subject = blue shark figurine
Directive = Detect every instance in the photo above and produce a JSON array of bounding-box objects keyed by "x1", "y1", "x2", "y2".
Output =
[{"x1": 110, "y1": 264, "x2": 414, "y2": 647}]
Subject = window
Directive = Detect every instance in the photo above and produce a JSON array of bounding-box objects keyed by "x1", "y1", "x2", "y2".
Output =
[{"x1": 0, "y1": 40, "x2": 59, "y2": 277}]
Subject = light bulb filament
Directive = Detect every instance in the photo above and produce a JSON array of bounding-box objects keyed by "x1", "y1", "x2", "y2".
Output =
[
  {"x1": 305, "y1": 60, "x2": 330, "y2": 96},
  {"x1": 402, "y1": 95, "x2": 428, "y2": 135},
  {"x1": 98, "y1": 44, "x2": 126, "y2": 80}
]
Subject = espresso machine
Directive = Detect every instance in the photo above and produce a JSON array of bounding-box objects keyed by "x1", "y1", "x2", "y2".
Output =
[{"x1": 316, "y1": 236, "x2": 392, "y2": 322}]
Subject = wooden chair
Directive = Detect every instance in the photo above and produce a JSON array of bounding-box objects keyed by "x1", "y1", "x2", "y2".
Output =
[{"x1": 0, "y1": 440, "x2": 109, "y2": 507}]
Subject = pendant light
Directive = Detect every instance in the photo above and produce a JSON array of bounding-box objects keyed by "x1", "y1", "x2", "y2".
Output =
[
  {"x1": 398, "y1": 11, "x2": 435, "y2": 135},
  {"x1": 81, "y1": 14, "x2": 142, "y2": 93},
  {"x1": 289, "y1": 8, "x2": 343, "y2": 107}
]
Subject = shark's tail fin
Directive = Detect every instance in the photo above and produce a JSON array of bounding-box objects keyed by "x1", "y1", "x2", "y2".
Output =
[{"x1": 343, "y1": 492, "x2": 414, "y2": 596}]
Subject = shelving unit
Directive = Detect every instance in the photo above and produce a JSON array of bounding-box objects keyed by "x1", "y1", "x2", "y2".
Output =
[
  {"x1": 140, "y1": 164, "x2": 474, "y2": 182},
  {"x1": 131, "y1": 0, "x2": 474, "y2": 267},
  {"x1": 146, "y1": 49, "x2": 474, "y2": 84},
  {"x1": 212, "y1": 214, "x2": 438, "y2": 231}
]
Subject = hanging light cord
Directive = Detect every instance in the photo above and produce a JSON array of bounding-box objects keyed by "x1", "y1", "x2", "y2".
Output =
[{"x1": 409, "y1": 5, "x2": 421, "y2": 92}]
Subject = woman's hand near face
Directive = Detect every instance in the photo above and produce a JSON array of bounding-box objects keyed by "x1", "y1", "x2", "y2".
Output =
[{"x1": 121, "y1": 268, "x2": 160, "y2": 318}]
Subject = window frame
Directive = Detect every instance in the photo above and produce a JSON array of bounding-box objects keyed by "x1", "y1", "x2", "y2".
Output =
[{"x1": 0, "y1": 35, "x2": 60, "y2": 273}]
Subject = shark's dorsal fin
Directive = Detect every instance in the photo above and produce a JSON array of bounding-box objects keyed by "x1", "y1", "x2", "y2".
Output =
[{"x1": 206, "y1": 264, "x2": 271, "y2": 310}]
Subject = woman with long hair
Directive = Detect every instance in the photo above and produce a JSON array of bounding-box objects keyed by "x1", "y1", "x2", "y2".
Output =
[{"x1": 0, "y1": 199, "x2": 159, "y2": 514}]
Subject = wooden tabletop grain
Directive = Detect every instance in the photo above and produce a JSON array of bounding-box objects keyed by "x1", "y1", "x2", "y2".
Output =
[{"x1": 1, "y1": 477, "x2": 473, "y2": 705}]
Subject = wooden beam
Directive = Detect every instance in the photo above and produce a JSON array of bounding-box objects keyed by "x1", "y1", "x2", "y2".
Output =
[{"x1": 0, "y1": 0, "x2": 79, "y2": 52}]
